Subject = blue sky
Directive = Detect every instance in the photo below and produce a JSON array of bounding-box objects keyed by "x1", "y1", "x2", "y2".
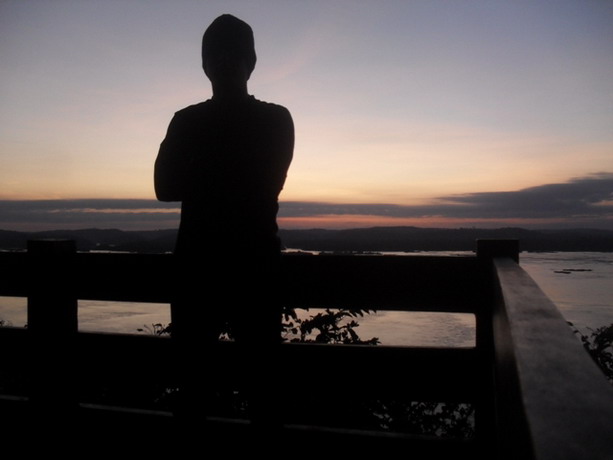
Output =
[{"x1": 1, "y1": 0, "x2": 612, "y2": 230}]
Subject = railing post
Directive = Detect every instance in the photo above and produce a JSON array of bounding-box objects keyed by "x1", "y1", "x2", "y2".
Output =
[
  {"x1": 27, "y1": 239, "x2": 78, "y2": 414},
  {"x1": 476, "y1": 239, "x2": 519, "y2": 263},
  {"x1": 474, "y1": 238, "x2": 519, "y2": 456}
]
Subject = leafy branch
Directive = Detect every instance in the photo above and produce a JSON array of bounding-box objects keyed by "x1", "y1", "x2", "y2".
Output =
[
  {"x1": 281, "y1": 307, "x2": 379, "y2": 345},
  {"x1": 570, "y1": 322, "x2": 613, "y2": 383},
  {"x1": 137, "y1": 323, "x2": 171, "y2": 336},
  {"x1": 139, "y1": 307, "x2": 380, "y2": 346}
]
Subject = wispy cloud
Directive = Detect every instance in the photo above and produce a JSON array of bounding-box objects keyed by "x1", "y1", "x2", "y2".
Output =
[{"x1": 1, "y1": 174, "x2": 612, "y2": 231}]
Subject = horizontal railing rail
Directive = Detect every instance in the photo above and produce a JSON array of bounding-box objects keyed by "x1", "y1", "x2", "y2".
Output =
[
  {"x1": 0, "y1": 328, "x2": 481, "y2": 411},
  {"x1": 0, "y1": 250, "x2": 488, "y2": 312}
]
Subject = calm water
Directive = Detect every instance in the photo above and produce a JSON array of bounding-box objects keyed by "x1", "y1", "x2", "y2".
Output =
[
  {"x1": 1, "y1": 252, "x2": 611, "y2": 347},
  {"x1": 521, "y1": 252, "x2": 613, "y2": 330}
]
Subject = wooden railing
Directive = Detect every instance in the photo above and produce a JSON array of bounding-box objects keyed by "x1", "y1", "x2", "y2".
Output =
[{"x1": 0, "y1": 239, "x2": 611, "y2": 459}]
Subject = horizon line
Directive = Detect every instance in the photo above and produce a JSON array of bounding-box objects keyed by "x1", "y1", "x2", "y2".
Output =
[{"x1": 2, "y1": 223, "x2": 613, "y2": 234}]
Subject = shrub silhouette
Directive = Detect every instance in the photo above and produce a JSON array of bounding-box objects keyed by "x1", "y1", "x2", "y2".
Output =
[
  {"x1": 281, "y1": 307, "x2": 379, "y2": 345},
  {"x1": 570, "y1": 322, "x2": 613, "y2": 384}
]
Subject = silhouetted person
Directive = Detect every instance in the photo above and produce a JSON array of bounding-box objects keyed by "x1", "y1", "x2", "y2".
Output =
[{"x1": 154, "y1": 14, "x2": 294, "y2": 444}]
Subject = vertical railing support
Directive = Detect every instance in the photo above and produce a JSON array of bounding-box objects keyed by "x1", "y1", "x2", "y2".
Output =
[
  {"x1": 476, "y1": 239, "x2": 520, "y2": 263},
  {"x1": 27, "y1": 239, "x2": 78, "y2": 414},
  {"x1": 473, "y1": 239, "x2": 520, "y2": 457}
]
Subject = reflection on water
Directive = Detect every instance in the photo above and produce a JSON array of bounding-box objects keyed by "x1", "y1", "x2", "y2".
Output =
[
  {"x1": 1, "y1": 252, "x2": 610, "y2": 346},
  {"x1": 356, "y1": 311, "x2": 475, "y2": 347},
  {"x1": 0, "y1": 296, "x2": 171, "y2": 334},
  {"x1": 0, "y1": 296, "x2": 26, "y2": 328},
  {"x1": 78, "y1": 300, "x2": 171, "y2": 334},
  {"x1": 0, "y1": 296, "x2": 474, "y2": 347}
]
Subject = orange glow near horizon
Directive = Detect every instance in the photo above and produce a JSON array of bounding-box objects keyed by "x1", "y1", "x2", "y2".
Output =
[{"x1": 277, "y1": 214, "x2": 587, "y2": 230}]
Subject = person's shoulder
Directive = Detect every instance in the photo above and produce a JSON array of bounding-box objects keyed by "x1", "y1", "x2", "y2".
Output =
[
  {"x1": 251, "y1": 97, "x2": 292, "y2": 120},
  {"x1": 174, "y1": 100, "x2": 214, "y2": 118},
  {"x1": 166, "y1": 101, "x2": 214, "y2": 130},
  {"x1": 252, "y1": 97, "x2": 289, "y2": 114}
]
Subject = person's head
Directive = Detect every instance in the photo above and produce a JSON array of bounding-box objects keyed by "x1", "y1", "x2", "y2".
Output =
[{"x1": 202, "y1": 14, "x2": 257, "y2": 89}]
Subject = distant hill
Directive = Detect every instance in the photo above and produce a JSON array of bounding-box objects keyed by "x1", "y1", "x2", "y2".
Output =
[
  {"x1": 0, "y1": 228, "x2": 177, "y2": 253},
  {"x1": 280, "y1": 227, "x2": 613, "y2": 252},
  {"x1": 1, "y1": 226, "x2": 612, "y2": 253}
]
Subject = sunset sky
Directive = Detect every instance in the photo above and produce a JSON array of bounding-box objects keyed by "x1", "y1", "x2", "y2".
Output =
[{"x1": 1, "y1": 0, "x2": 612, "y2": 231}]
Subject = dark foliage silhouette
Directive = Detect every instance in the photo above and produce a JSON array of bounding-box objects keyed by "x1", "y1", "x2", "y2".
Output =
[
  {"x1": 282, "y1": 307, "x2": 380, "y2": 345},
  {"x1": 571, "y1": 322, "x2": 613, "y2": 383}
]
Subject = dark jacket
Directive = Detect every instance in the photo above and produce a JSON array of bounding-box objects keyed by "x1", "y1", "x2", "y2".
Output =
[{"x1": 155, "y1": 96, "x2": 294, "y2": 257}]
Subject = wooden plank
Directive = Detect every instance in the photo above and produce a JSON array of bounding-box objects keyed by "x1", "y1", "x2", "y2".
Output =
[
  {"x1": 282, "y1": 423, "x2": 479, "y2": 458},
  {"x1": 1, "y1": 400, "x2": 480, "y2": 458},
  {"x1": 26, "y1": 240, "x2": 78, "y2": 334},
  {"x1": 0, "y1": 252, "x2": 28, "y2": 297},
  {"x1": 73, "y1": 252, "x2": 174, "y2": 303},
  {"x1": 280, "y1": 254, "x2": 487, "y2": 313},
  {"x1": 0, "y1": 328, "x2": 479, "y2": 402},
  {"x1": 492, "y1": 258, "x2": 613, "y2": 460},
  {"x1": 1, "y1": 251, "x2": 487, "y2": 312},
  {"x1": 477, "y1": 239, "x2": 519, "y2": 263},
  {"x1": 26, "y1": 240, "x2": 79, "y2": 409},
  {"x1": 78, "y1": 332, "x2": 479, "y2": 401}
]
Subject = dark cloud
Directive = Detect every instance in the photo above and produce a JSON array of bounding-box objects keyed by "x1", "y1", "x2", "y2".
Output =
[
  {"x1": 437, "y1": 172, "x2": 613, "y2": 219},
  {"x1": 1, "y1": 173, "x2": 612, "y2": 230},
  {"x1": 0, "y1": 199, "x2": 180, "y2": 231},
  {"x1": 278, "y1": 173, "x2": 613, "y2": 222}
]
